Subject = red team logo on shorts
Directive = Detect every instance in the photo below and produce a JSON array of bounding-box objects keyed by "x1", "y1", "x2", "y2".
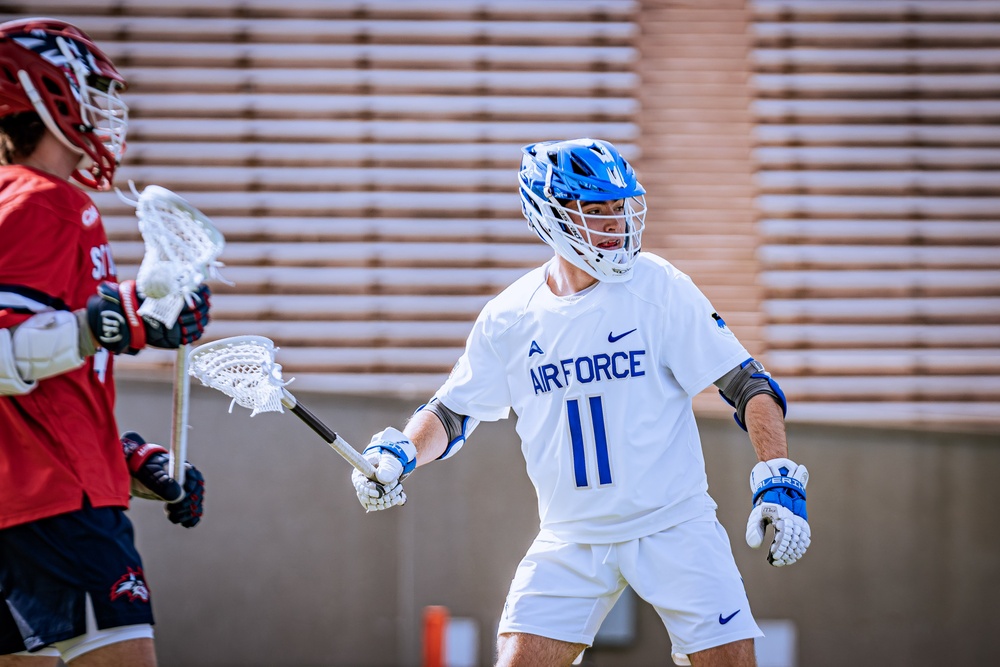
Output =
[{"x1": 110, "y1": 567, "x2": 150, "y2": 603}]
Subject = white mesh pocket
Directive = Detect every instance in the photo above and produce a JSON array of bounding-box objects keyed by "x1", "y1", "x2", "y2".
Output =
[{"x1": 188, "y1": 336, "x2": 290, "y2": 417}]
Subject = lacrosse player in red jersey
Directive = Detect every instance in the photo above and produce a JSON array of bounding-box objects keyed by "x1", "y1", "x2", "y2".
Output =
[
  {"x1": 353, "y1": 139, "x2": 811, "y2": 666},
  {"x1": 0, "y1": 19, "x2": 212, "y2": 666}
]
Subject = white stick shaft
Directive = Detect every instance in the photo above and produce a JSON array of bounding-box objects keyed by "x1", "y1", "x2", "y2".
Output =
[
  {"x1": 170, "y1": 344, "x2": 190, "y2": 487},
  {"x1": 278, "y1": 388, "x2": 377, "y2": 478}
]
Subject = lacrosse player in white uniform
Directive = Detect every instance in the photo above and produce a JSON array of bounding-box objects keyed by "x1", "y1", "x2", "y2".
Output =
[{"x1": 353, "y1": 138, "x2": 811, "y2": 667}]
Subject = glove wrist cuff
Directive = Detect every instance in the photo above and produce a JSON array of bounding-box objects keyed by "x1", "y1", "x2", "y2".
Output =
[
  {"x1": 123, "y1": 440, "x2": 169, "y2": 474},
  {"x1": 751, "y1": 476, "x2": 806, "y2": 504},
  {"x1": 365, "y1": 442, "x2": 417, "y2": 475},
  {"x1": 364, "y1": 427, "x2": 418, "y2": 475},
  {"x1": 118, "y1": 281, "x2": 147, "y2": 351}
]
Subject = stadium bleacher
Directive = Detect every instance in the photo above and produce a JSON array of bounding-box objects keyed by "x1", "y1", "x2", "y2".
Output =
[
  {"x1": 751, "y1": 0, "x2": 1000, "y2": 428},
  {"x1": 1, "y1": 0, "x2": 639, "y2": 400},
  {"x1": 2, "y1": 0, "x2": 997, "y2": 428}
]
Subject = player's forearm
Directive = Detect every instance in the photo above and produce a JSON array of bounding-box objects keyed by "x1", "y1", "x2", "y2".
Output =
[
  {"x1": 744, "y1": 393, "x2": 788, "y2": 462},
  {"x1": 75, "y1": 309, "x2": 99, "y2": 357},
  {"x1": 403, "y1": 409, "x2": 450, "y2": 467}
]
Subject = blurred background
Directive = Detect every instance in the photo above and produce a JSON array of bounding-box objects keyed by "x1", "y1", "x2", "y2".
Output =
[{"x1": 3, "y1": 0, "x2": 998, "y2": 665}]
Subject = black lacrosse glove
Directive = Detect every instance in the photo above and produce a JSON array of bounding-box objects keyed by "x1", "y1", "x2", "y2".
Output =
[
  {"x1": 122, "y1": 431, "x2": 183, "y2": 502},
  {"x1": 121, "y1": 431, "x2": 205, "y2": 528},
  {"x1": 87, "y1": 282, "x2": 211, "y2": 354},
  {"x1": 166, "y1": 465, "x2": 205, "y2": 528},
  {"x1": 165, "y1": 284, "x2": 211, "y2": 348}
]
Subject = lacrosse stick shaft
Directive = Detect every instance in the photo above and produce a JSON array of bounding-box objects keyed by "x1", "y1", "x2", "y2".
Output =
[
  {"x1": 279, "y1": 389, "x2": 377, "y2": 478},
  {"x1": 170, "y1": 345, "x2": 190, "y2": 487},
  {"x1": 128, "y1": 184, "x2": 225, "y2": 491}
]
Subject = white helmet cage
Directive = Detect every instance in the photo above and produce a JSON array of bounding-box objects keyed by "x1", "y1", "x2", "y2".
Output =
[{"x1": 519, "y1": 138, "x2": 647, "y2": 282}]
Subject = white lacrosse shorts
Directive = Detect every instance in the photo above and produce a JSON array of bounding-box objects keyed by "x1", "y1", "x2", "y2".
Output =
[{"x1": 497, "y1": 512, "x2": 763, "y2": 659}]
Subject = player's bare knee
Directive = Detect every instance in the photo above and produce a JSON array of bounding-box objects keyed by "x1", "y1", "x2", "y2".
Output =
[
  {"x1": 0, "y1": 654, "x2": 61, "y2": 667},
  {"x1": 687, "y1": 638, "x2": 757, "y2": 667},
  {"x1": 495, "y1": 633, "x2": 586, "y2": 667}
]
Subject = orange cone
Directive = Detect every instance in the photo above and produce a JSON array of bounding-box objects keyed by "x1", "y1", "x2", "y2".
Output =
[{"x1": 423, "y1": 605, "x2": 449, "y2": 667}]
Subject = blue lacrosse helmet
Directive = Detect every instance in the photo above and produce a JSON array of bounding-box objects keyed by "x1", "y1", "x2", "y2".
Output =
[{"x1": 518, "y1": 138, "x2": 647, "y2": 282}]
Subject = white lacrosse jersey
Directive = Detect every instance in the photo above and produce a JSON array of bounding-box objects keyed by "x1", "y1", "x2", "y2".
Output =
[{"x1": 436, "y1": 253, "x2": 751, "y2": 543}]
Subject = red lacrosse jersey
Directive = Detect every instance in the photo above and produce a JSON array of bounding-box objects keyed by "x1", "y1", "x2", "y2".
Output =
[{"x1": 0, "y1": 165, "x2": 130, "y2": 530}]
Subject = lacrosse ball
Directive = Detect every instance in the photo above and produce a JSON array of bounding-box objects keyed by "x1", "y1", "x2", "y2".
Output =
[{"x1": 139, "y1": 264, "x2": 176, "y2": 299}]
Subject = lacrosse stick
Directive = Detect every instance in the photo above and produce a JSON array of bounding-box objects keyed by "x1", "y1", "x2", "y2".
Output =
[
  {"x1": 119, "y1": 183, "x2": 226, "y2": 488},
  {"x1": 187, "y1": 335, "x2": 378, "y2": 479}
]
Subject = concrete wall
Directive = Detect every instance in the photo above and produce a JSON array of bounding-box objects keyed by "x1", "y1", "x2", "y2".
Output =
[{"x1": 117, "y1": 379, "x2": 1000, "y2": 667}]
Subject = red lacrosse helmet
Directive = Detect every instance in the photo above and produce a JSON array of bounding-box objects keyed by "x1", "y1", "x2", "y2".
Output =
[{"x1": 0, "y1": 18, "x2": 128, "y2": 190}]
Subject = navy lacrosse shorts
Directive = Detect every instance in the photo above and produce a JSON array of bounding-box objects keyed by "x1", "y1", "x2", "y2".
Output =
[{"x1": 0, "y1": 500, "x2": 155, "y2": 654}]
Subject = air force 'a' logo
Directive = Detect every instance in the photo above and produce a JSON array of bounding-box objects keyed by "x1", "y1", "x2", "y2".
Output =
[
  {"x1": 528, "y1": 340, "x2": 544, "y2": 357},
  {"x1": 110, "y1": 567, "x2": 150, "y2": 603}
]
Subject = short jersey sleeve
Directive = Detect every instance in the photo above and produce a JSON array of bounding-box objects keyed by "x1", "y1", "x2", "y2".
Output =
[
  {"x1": 435, "y1": 307, "x2": 512, "y2": 422},
  {"x1": 658, "y1": 271, "x2": 750, "y2": 397},
  {"x1": 0, "y1": 193, "x2": 85, "y2": 309}
]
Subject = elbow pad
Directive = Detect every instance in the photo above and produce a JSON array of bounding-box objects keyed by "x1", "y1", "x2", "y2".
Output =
[
  {"x1": 1, "y1": 311, "x2": 89, "y2": 396},
  {"x1": 417, "y1": 398, "x2": 479, "y2": 460},
  {"x1": 0, "y1": 328, "x2": 33, "y2": 395},
  {"x1": 718, "y1": 358, "x2": 787, "y2": 431}
]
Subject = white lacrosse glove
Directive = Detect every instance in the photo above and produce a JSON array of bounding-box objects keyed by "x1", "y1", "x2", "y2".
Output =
[
  {"x1": 746, "y1": 457, "x2": 811, "y2": 567},
  {"x1": 352, "y1": 427, "x2": 417, "y2": 513}
]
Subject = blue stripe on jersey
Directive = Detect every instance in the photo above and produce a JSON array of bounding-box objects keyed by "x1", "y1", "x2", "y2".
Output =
[
  {"x1": 589, "y1": 396, "x2": 612, "y2": 485},
  {"x1": 566, "y1": 398, "x2": 588, "y2": 487}
]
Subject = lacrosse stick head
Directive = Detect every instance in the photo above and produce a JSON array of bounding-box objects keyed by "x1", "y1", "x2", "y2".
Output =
[
  {"x1": 188, "y1": 335, "x2": 292, "y2": 417},
  {"x1": 126, "y1": 184, "x2": 226, "y2": 326}
]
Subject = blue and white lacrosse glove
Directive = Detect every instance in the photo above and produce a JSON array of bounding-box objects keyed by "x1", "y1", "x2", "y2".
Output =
[
  {"x1": 746, "y1": 458, "x2": 810, "y2": 566},
  {"x1": 352, "y1": 427, "x2": 417, "y2": 512}
]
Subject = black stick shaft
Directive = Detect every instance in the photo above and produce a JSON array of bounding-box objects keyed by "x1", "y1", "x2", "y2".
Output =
[
  {"x1": 282, "y1": 394, "x2": 376, "y2": 478},
  {"x1": 290, "y1": 402, "x2": 337, "y2": 443}
]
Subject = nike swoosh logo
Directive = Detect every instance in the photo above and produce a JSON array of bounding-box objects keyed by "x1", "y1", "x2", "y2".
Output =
[
  {"x1": 719, "y1": 610, "x2": 741, "y2": 625},
  {"x1": 608, "y1": 328, "x2": 637, "y2": 343}
]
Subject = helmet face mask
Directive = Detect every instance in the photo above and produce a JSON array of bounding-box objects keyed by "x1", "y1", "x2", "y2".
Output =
[
  {"x1": 0, "y1": 19, "x2": 128, "y2": 190},
  {"x1": 519, "y1": 138, "x2": 647, "y2": 283}
]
